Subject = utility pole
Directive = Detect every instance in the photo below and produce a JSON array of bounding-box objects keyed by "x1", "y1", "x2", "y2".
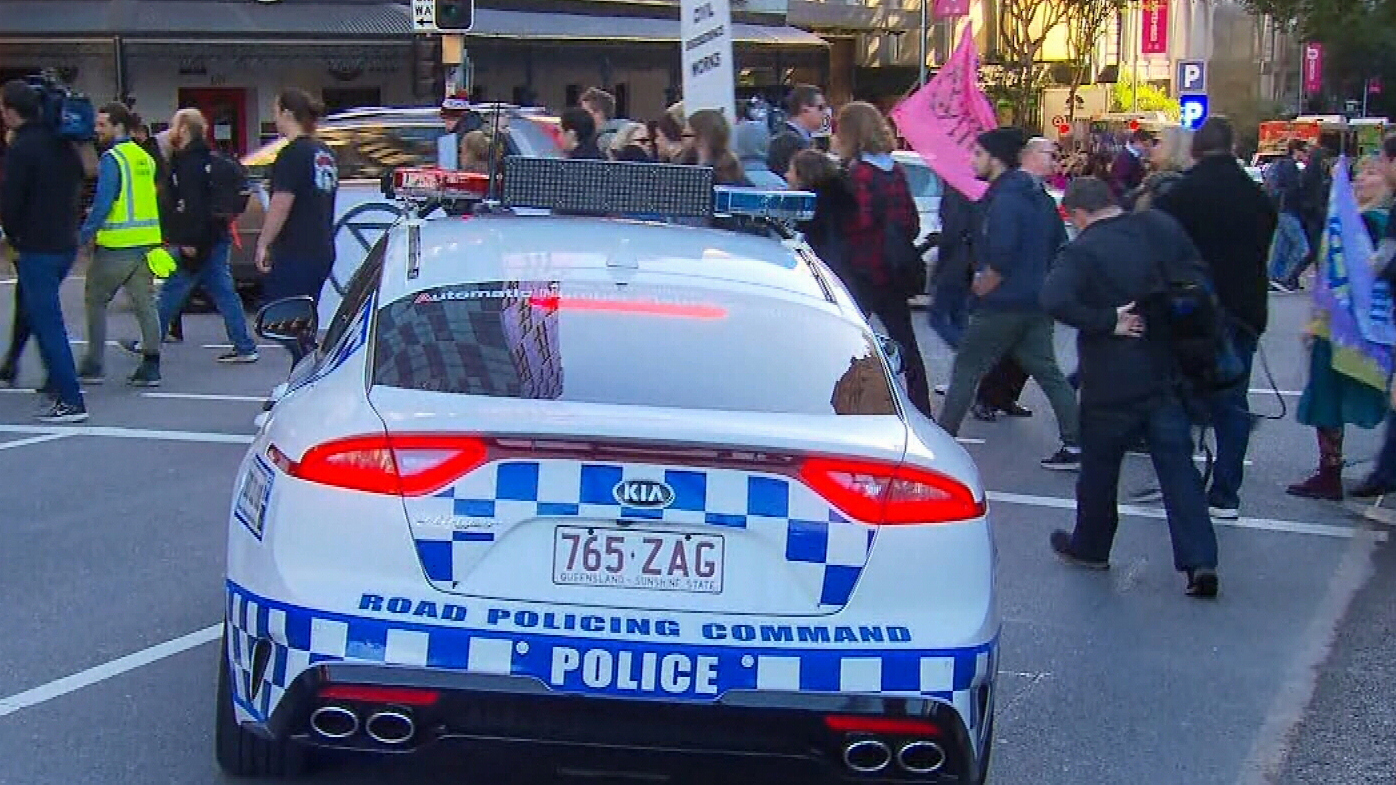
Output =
[{"x1": 919, "y1": 0, "x2": 929, "y2": 87}]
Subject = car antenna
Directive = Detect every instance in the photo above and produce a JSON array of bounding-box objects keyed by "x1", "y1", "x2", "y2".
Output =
[{"x1": 485, "y1": 107, "x2": 504, "y2": 205}]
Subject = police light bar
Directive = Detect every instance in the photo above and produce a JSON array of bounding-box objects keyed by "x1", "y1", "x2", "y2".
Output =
[
  {"x1": 713, "y1": 187, "x2": 816, "y2": 222},
  {"x1": 392, "y1": 167, "x2": 490, "y2": 201},
  {"x1": 504, "y1": 157, "x2": 714, "y2": 218}
]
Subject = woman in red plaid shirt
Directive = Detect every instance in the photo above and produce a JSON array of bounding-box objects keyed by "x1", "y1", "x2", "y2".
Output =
[{"x1": 833, "y1": 102, "x2": 933, "y2": 416}]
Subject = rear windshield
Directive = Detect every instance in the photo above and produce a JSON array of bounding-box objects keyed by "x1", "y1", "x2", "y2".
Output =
[{"x1": 371, "y1": 281, "x2": 897, "y2": 416}]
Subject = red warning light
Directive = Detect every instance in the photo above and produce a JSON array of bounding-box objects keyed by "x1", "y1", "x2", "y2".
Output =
[
  {"x1": 1057, "y1": 123, "x2": 1071, "y2": 135},
  {"x1": 1128, "y1": 119, "x2": 1141, "y2": 131}
]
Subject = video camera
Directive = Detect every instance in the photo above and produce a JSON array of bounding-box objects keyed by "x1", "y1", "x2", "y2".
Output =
[{"x1": 24, "y1": 70, "x2": 95, "y2": 142}]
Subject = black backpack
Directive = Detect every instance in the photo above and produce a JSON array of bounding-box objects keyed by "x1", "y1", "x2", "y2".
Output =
[
  {"x1": 1136, "y1": 211, "x2": 1246, "y2": 399},
  {"x1": 207, "y1": 151, "x2": 251, "y2": 219}
]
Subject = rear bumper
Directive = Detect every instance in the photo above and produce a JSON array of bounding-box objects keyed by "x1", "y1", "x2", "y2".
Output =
[{"x1": 248, "y1": 662, "x2": 990, "y2": 782}]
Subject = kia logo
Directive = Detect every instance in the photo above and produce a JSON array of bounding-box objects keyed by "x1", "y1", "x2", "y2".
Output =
[{"x1": 613, "y1": 479, "x2": 675, "y2": 509}]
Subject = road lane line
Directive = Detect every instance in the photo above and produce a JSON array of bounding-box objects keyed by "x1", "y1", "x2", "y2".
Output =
[
  {"x1": 987, "y1": 490, "x2": 1385, "y2": 541},
  {"x1": 141, "y1": 392, "x2": 268, "y2": 403},
  {"x1": 0, "y1": 424, "x2": 253, "y2": 445},
  {"x1": 200, "y1": 344, "x2": 279, "y2": 350},
  {"x1": 0, "y1": 624, "x2": 221, "y2": 718},
  {"x1": 0, "y1": 433, "x2": 72, "y2": 451},
  {"x1": 1252, "y1": 389, "x2": 1301, "y2": 397}
]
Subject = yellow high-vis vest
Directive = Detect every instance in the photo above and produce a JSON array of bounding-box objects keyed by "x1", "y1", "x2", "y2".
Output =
[{"x1": 95, "y1": 141, "x2": 162, "y2": 249}]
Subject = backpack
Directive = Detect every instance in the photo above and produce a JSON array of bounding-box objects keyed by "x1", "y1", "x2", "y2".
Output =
[
  {"x1": 207, "y1": 151, "x2": 251, "y2": 219},
  {"x1": 1136, "y1": 211, "x2": 1246, "y2": 400}
]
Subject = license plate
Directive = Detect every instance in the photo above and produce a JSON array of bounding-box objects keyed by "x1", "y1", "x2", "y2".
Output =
[
  {"x1": 234, "y1": 457, "x2": 275, "y2": 539},
  {"x1": 553, "y1": 526, "x2": 724, "y2": 594}
]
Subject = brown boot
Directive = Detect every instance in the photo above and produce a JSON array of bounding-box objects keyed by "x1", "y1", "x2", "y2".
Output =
[{"x1": 1287, "y1": 428, "x2": 1344, "y2": 501}]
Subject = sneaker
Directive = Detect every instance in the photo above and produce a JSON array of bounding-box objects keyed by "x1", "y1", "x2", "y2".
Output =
[
  {"x1": 1126, "y1": 436, "x2": 1150, "y2": 456},
  {"x1": 1049, "y1": 530, "x2": 1109, "y2": 570},
  {"x1": 1208, "y1": 505, "x2": 1240, "y2": 520},
  {"x1": 128, "y1": 360, "x2": 162, "y2": 387},
  {"x1": 1040, "y1": 445, "x2": 1082, "y2": 471},
  {"x1": 1000, "y1": 402, "x2": 1033, "y2": 418},
  {"x1": 37, "y1": 400, "x2": 88, "y2": 424},
  {"x1": 217, "y1": 350, "x2": 259, "y2": 364},
  {"x1": 1269, "y1": 279, "x2": 1293, "y2": 293},
  {"x1": 971, "y1": 403, "x2": 998, "y2": 422},
  {"x1": 1185, "y1": 568, "x2": 1220, "y2": 599},
  {"x1": 0, "y1": 369, "x2": 14, "y2": 389},
  {"x1": 77, "y1": 363, "x2": 104, "y2": 385},
  {"x1": 117, "y1": 339, "x2": 143, "y2": 357}
]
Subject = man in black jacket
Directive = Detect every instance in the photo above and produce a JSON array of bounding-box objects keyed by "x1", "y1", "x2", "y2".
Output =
[
  {"x1": 1042, "y1": 177, "x2": 1218, "y2": 598},
  {"x1": 1153, "y1": 117, "x2": 1277, "y2": 520},
  {"x1": 0, "y1": 80, "x2": 87, "y2": 422},
  {"x1": 120, "y1": 108, "x2": 257, "y2": 363}
]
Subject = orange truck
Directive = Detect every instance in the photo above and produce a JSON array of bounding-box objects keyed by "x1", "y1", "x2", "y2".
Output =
[{"x1": 1256, "y1": 119, "x2": 1322, "y2": 164}]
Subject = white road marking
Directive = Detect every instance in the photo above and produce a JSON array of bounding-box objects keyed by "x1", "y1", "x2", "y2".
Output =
[
  {"x1": 0, "y1": 423, "x2": 253, "y2": 445},
  {"x1": 0, "y1": 433, "x2": 72, "y2": 451},
  {"x1": 200, "y1": 344, "x2": 279, "y2": 350},
  {"x1": 1251, "y1": 389, "x2": 1301, "y2": 397},
  {"x1": 141, "y1": 392, "x2": 267, "y2": 403},
  {"x1": 987, "y1": 490, "x2": 1386, "y2": 541},
  {"x1": 955, "y1": 437, "x2": 986, "y2": 445},
  {"x1": 0, "y1": 624, "x2": 221, "y2": 718}
]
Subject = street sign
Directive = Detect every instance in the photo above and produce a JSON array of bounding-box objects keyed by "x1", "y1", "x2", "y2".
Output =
[
  {"x1": 411, "y1": 0, "x2": 437, "y2": 31},
  {"x1": 1180, "y1": 94, "x2": 1209, "y2": 130},
  {"x1": 680, "y1": 0, "x2": 736, "y2": 120},
  {"x1": 1177, "y1": 60, "x2": 1206, "y2": 94}
]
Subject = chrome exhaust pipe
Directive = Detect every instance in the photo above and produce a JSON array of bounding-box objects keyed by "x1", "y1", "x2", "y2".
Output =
[
  {"x1": 842, "y1": 739, "x2": 892, "y2": 773},
  {"x1": 364, "y1": 710, "x2": 415, "y2": 745},
  {"x1": 309, "y1": 705, "x2": 359, "y2": 739},
  {"x1": 897, "y1": 740, "x2": 947, "y2": 775}
]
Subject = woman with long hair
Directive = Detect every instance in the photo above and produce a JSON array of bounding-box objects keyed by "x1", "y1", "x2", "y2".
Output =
[
  {"x1": 1130, "y1": 126, "x2": 1192, "y2": 211},
  {"x1": 683, "y1": 109, "x2": 748, "y2": 185},
  {"x1": 653, "y1": 115, "x2": 684, "y2": 163},
  {"x1": 1286, "y1": 156, "x2": 1393, "y2": 500},
  {"x1": 786, "y1": 148, "x2": 857, "y2": 282},
  {"x1": 831, "y1": 101, "x2": 932, "y2": 416}
]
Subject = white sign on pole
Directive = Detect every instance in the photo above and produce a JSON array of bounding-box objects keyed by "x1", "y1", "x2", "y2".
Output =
[
  {"x1": 680, "y1": 0, "x2": 736, "y2": 120},
  {"x1": 411, "y1": 0, "x2": 438, "y2": 31},
  {"x1": 1176, "y1": 59, "x2": 1206, "y2": 94}
]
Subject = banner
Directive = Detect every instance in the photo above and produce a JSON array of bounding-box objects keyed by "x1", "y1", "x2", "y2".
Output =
[
  {"x1": 1141, "y1": 0, "x2": 1169, "y2": 55},
  {"x1": 934, "y1": 0, "x2": 970, "y2": 18},
  {"x1": 1304, "y1": 42, "x2": 1324, "y2": 95},
  {"x1": 889, "y1": 26, "x2": 997, "y2": 200},
  {"x1": 1314, "y1": 157, "x2": 1393, "y2": 390},
  {"x1": 681, "y1": 0, "x2": 736, "y2": 119}
]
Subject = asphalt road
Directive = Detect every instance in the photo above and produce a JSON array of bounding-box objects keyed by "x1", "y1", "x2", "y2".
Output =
[{"x1": 0, "y1": 272, "x2": 1389, "y2": 785}]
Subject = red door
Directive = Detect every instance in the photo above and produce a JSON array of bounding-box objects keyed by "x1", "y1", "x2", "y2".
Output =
[{"x1": 177, "y1": 88, "x2": 248, "y2": 157}]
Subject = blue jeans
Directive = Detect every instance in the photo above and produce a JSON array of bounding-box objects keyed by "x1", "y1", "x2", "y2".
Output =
[
  {"x1": 927, "y1": 282, "x2": 968, "y2": 349},
  {"x1": 15, "y1": 251, "x2": 82, "y2": 407},
  {"x1": 1206, "y1": 325, "x2": 1259, "y2": 510},
  {"x1": 158, "y1": 242, "x2": 256, "y2": 354},
  {"x1": 1071, "y1": 395, "x2": 1218, "y2": 572}
]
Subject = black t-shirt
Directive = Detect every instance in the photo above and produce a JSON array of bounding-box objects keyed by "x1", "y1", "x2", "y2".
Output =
[{"x1": 270, "y1": 136, "x2": 338, "y2": 264}]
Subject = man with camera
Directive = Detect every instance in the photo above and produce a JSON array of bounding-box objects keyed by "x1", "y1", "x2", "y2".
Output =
[{"x1": 0, "y1": 79, "x2": 88, "y2": 422}]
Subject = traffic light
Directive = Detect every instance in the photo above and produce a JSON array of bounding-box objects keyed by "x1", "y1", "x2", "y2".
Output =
[{"x1": 435, "y1": 0, "x2": 473, "y2": 30}]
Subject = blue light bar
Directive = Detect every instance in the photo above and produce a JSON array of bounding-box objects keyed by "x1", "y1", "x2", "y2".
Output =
[
  {"x1": 713, "y1": 187, "x2": 817, "y2": 222},
  {"x1": 503, "y1": 157, "x2": 714, "y2": 217}
]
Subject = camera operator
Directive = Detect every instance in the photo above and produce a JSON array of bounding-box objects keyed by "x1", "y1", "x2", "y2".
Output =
[{"x1": 0, "y1": 79, "x2": 88, "y2": 422}]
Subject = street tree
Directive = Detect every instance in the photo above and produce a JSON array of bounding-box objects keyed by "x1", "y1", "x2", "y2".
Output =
[
  {"x1": 1063, "y1": 0, "x2": 1127, "y2": 122},
  {"x1": 997, "y1": 0, "x2": 1074, "y2": 126}
]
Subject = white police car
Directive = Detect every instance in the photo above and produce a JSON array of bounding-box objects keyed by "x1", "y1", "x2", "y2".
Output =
[{"x1": 218, "y1": 159, "x2": 998, "y2": 783}]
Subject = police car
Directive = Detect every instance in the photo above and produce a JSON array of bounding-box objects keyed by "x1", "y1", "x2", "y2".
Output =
[{"x1": 219, "y1": 158, "x2": 998, "y2": 783}]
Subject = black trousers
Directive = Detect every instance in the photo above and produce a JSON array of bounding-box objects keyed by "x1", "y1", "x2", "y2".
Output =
[{"x1": 854, "y1": 283, "x2": 933, "y2": 417}]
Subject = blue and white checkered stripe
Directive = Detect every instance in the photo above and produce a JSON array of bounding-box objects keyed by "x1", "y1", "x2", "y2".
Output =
[
  {"x1": 409, "y1": 461, "x2": 874, "y2": 607},
  {"x1": 225, "y1": 582, "x2": 995, "y2": 738}
]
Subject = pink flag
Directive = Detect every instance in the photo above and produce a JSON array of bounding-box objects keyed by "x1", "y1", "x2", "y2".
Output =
[
  {"x1": 934, "y1": 0, "x2": 970, "y2": 18},
  {"x1": 890, "y1": 26, "x2": 996, "y2": 200}
]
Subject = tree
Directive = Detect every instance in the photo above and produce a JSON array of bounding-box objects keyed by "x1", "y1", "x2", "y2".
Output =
[
  {"x1": 997, "y1": 0, "x2": 1074, "y2": 127},
  {"x1": 1110, "y1": 73, "x2": 1182, "y2": 119},
  {"x1": 1063, "y1": 0, "x2": 1127, "y2": 122}
]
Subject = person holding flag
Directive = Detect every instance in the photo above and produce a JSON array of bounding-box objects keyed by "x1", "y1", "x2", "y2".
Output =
[{"x1": 1289, "y1": 155, "x2": 1395, "y2": 500}]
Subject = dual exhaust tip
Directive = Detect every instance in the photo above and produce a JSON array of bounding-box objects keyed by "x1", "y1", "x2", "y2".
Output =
[
  {"x1": 309, "y1": 705, "x2": 415, "y2": 745},
  {"x1": 842, "y1": 738, "x2": 946, "y2": 775}
]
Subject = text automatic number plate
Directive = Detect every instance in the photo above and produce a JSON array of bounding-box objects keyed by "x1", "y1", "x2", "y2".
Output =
[
  {"x1": 234, "y1": 457, "x2": 275, "y2": 539},
  {"x1": 553, "y1": 526, "x2": 724, "y2": 593}
]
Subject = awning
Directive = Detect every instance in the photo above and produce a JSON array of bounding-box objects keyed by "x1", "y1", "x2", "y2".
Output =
[{"x1": 0, "y1": 0, "x2": 826, "y2": 46}]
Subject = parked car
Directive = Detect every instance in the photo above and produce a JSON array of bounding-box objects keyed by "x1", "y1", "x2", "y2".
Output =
[{"x1": 232, "y1": 104, "x2": 561, "y2": 317}]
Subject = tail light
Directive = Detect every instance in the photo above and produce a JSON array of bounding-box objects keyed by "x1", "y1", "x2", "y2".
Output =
[
  {"x1": 824, "y1": 715, "x2": 941, "y2": 735},
  {"x1": 280, "y1": 435, "x2": 488, "y2": 496},
  {"x1": 319, "y1": 685, "x2": 440, "y2": 706},
  {"x1": 799, "y1": 458, "x2": 984, "y2": 524}
]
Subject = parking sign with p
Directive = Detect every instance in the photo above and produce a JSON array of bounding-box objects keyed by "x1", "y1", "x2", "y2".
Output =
[
  {"x1": 1177, "y1": 60, "x2": 1207, "y2": 94},
  {"x1": 1180, "y1": 95, "x2": 1209, "y2": 130}
]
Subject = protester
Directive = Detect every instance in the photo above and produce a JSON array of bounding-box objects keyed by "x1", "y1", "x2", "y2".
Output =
[
  {"x1": 607, "y1": 122, "x2": 653, "y2": 162},
  {"x1": 1042, "y1": 176, "x2": 1219, "y2": 598},
  {"x1": 560, "y1": 107, "x2": 604, "y2": 160},
  {"x1": 457, "y1": 129, "x2": 498, "y2": 173},
  {"x1": 1109, "y1": 129, "x2": 1153, "y2": 200},
  {"x1": 1287, "y1": 156, "x2": 1392, "y2": 500},
  {"x1": 684, "y1": 109, "x2": 747, "y2": 186},
  {"x1": 938, "y1": 127, "x2": 1080, "y2": 467},
  {"x1": 1281, "y1": 146, "x2": 1332, "y2": 291},
  {"x1": 929, "y1": 185, "x2": 976, "y2": 351},
  {"x1": 1351, "y1": 136, "x2": 1396, "y2": 497},
  {"x1": 833, "y1": 102, "x2": 932, "y2": 416},
  {"x1": 653, "y1": 115, "x2": 685, "y2": 163},
  {"x1": 1130, "y1": 126, "x2": 1192, "y2": 211},
  {"x1": 767, "y1": 84, "x2": 827, "y2": 178},
  {"x1": 77, "y1": 101, "x2": 164, "y2": 387},
  {"x1": 733, "y1": 120, "x2": 786, "y2": 188},
  {"x1": 581, "y1": 88, "x2": 627, "y2": 153},
  {"x1": 119, "y1": 108, "x2": 258, "y2": 365},
  {"x1": 786, "y1": 148, "x2": 856, "y2": 284},
  {"x1": 0, "y1": 80, "x2": 87, "y2": 420},
  {"x1": 1153, "y1": 117, "x2": 1278, "y2": 519},
  {"x1": 255, "y1": 88, "x2": 338, "y2": 364},
  {"x1": 1267, "y1": 140, "x2": 1311, "y2": 292}
]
